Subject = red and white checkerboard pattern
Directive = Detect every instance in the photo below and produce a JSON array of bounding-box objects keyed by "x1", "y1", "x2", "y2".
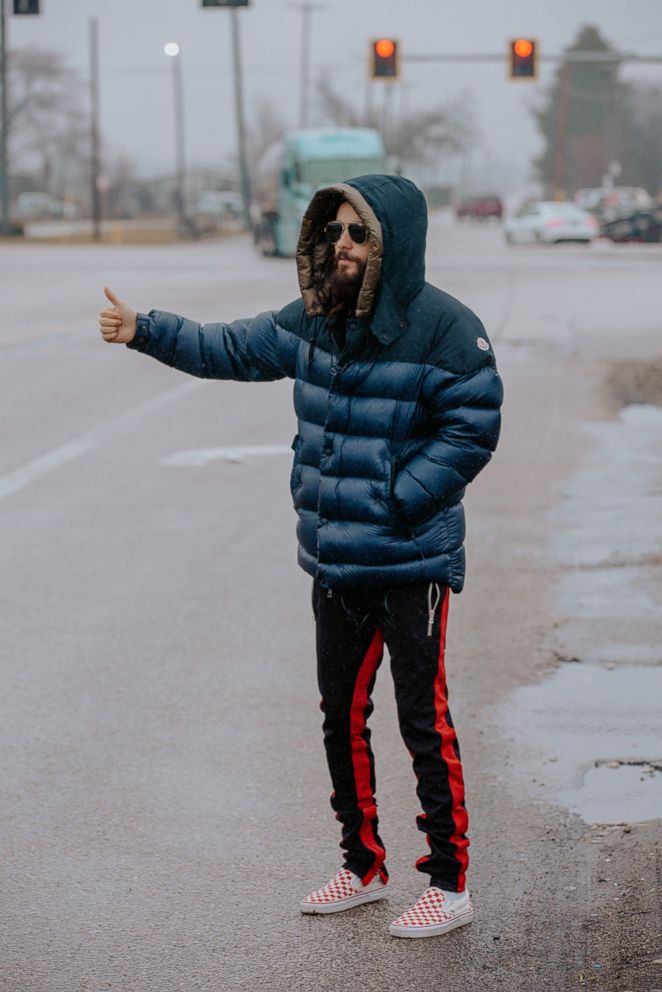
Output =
[
  {"x1": 389, "y1": 887, "x2": 474, "y2": 938},
  {"x1": 301, "y1": 868, "x2": 388, "y2": 915}
]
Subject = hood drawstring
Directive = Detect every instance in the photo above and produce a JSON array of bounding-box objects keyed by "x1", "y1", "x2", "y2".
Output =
[
  {"x1": 427, "y1": 582, "x2": 442, "y2": 637},
  {"x1": 307, "y1": 332, "x2": 317, "y2": 372}
]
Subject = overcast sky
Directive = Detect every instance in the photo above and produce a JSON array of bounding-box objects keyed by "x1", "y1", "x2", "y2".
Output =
[{"x1": 8, "y1": 0, "x2": 662, "y2": 192}]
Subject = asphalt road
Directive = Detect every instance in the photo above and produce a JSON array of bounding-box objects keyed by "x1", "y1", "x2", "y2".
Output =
[{"x1": 1, "y1": 218, "x2": 661, "y2": 992}]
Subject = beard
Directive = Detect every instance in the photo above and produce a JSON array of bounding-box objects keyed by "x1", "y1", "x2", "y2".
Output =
[{"x1": 327, "y1": 251, "x2": 366, "y2": 316}]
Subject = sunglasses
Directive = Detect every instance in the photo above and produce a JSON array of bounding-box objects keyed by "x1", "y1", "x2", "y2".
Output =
[{"x1": 323, "y1": 221, "x2": 368, "y2": 245}]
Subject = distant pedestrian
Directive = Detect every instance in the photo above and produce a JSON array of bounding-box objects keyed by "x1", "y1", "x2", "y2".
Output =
[{"x1": 99, "y1": 175, "x2": 502, "y2": 938}]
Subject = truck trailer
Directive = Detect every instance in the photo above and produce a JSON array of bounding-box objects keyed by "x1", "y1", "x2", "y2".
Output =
[{"x1": 251, "y1": 127, "x2": 386, "y2": 257}]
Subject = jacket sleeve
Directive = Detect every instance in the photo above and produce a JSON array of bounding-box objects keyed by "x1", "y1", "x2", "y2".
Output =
[
  {"x1": 127, "y1": 309, "x2": 298, "y2": 382},
  {"x1": 392, "y1": 364, "x2": 503, "y2": 525}
]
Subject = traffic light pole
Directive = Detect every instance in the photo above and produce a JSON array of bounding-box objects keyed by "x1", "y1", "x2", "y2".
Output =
[
  {"x1": 0, "y1": 0, "x2": 10, "y2": 236},
  {"x1": 382, "y1": 83, "x2": 394, "y2": 147},
  {"x1": 402, "y1": 50, "x2": 662, "y2": 65}
]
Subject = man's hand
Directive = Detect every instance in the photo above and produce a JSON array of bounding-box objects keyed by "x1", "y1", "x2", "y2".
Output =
[{"x1": 99, "y1": 286, "x2": 137, "y2": 344}]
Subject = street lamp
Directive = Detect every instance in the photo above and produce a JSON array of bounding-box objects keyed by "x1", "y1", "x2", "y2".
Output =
[{"x1": 164, "y1": 42, "x2": 189, "y2": 236}]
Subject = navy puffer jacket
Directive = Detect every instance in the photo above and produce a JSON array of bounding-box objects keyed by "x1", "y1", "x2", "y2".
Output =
[{"x1": 128, "y1": 175, "x2": 503, "y2": 591}]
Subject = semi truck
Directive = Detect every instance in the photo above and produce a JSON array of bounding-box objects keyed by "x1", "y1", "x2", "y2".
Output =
[{"x1": 251, "y1": 127, "x2": 386, "y2": 257}]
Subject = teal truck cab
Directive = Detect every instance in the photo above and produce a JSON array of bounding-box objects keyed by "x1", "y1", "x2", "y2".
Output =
[{"x1": 251, "y1": 127, "x2": 386, "y2": 257}]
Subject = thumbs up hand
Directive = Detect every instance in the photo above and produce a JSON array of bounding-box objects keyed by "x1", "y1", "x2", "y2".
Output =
[{"x1": 99, "y1": 286, "x2": 137, "y2": 344}]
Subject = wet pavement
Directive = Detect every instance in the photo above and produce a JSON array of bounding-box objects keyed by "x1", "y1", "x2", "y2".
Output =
[
  {"x1": 499, "y1": 663, "x2": 662, "y2": 824},
  {"x1": 2, "y1": 220, "x2": 662, "y2": 991},
  {"x1": 498, "y1": 401, "x2": 662, "y2": 826}
]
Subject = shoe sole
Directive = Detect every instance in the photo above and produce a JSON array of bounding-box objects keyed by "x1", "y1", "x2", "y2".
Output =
[
  {"x1": 389, "y1": 906, "x2": 474, "y2": 938},
  {"x1": 301, "y1": 887, "x2": 388, "y2": 915}
]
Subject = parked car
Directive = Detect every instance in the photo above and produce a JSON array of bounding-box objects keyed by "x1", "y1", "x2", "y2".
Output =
[
  {"x1": 574, "y1": 186, "x2": 652, "y2": 221},
  {"x1": 573, "y1": 187, "x2": 604, "y2": 212},
  {"x1": 573, "y1": 186, "x2": 660, "y2": 242},
  {"x1": 13, "y1": 191, "x2": 78, "y2": 221},
  {"x1": 504, "y1": 201, "x2": 599, "y2": 244},
  {"x1": 600, "y1": 206, "x2": 662, "y2": 244},
  {"x1": 455, "y1": 195, "x2": 503, "y2": 221}
]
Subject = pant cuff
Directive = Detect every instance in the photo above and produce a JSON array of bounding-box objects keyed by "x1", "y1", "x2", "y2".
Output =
[
  {"x1": 344, "y1": 860, "x2": 389, "y2": 885},
  {"x1": 429, "y1": 878, "x2": 465, "y2": 892}
]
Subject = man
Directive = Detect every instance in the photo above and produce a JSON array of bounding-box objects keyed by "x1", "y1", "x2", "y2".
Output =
[{"x1": 99, "y1": 175, "x2": 502, "y2": 939}]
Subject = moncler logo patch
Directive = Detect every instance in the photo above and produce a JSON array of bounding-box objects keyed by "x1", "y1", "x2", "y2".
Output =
[{"x1": 476, "y1": 337, "x2": 490, "y2": 351}]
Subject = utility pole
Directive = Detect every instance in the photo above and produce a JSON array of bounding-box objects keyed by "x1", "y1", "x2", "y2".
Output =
[
  {"x1": 382, "y1": 82, "x2": 395, "y2": 149},
  {"x1": 201, "y1": 1, "x2": 251, "y2": 228},
  {"x1": 229, "y1": 6, "x2": 251, "y2": 228},
  {"x1": 552, "y1": 62, "x2": 570, "y2": 199},
  {"x1": 363, "y1": 73, "x2": 373, "y2": 127},
  {"x1": 288, "y1": 1, "x2": 324, "y2": 128},
  {"x1": 0, "y1": 0, "x2": 10, "y2": 235},
  {"x1": 89, "y1": 18, "x2": 102, "y2": 241}
]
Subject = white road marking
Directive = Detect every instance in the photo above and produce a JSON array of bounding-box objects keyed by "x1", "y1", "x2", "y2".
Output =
[
  {"x1": 0, "y1": 438, "x2": 96, "y2": 501},
  {"x1": 161, "y1": 444, "x2": 291, "y2": 467},
  {"x1": 0, "y1": 379, "x2": 205, "y2": 502}
]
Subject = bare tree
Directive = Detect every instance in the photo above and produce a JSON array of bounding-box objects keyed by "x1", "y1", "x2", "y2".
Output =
[
  {"x1": 247, "y1": 97, "x2": 288, "y2": 170},
  {"x1": 621, "y1": 83, "x2": 662, "y2": 196},
  {"x1": 314, "y1": 80, "x2": 363, "y2": 129},
  {"x1": 314, "y1": 78, "x2": 478, "y2": 175},
  {"x1": 8, "y1": 46, "x2": 89, "y2": 201},
  {"x1": 104, "y1": 152, "x2": 140, "y2": 219},
  {"x1": 388, "y1": 99, "x2": 477, "y2": 173}
]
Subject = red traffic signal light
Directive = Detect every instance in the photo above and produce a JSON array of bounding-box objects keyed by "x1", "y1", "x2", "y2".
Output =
[
  {"x1": 509, "y1": 38, "x2": 537, "y2": 79},
  {"x1": 371, "y1": 38, "x2": 399, "y2": 79}
]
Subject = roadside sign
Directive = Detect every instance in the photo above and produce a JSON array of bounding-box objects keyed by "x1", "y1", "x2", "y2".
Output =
[{"x1": 14, "y1": 0, "x2": 40, "y2": 13}]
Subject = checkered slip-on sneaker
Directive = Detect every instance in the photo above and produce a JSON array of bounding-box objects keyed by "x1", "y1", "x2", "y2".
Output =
[
  {"x1": 389, "y1": 887, "x2": 474, "y2": 938},
  {"x1": 301, "y1": 868, "x2": 388, "y2": 915}
]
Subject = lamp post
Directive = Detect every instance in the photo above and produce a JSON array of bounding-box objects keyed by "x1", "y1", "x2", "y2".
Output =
[
  {"x1": 164, "y1": 42, "x2": 188, "y2": 236},
  {"x1": 0, "y1": 0, "x2": 10, "y2": 235}
]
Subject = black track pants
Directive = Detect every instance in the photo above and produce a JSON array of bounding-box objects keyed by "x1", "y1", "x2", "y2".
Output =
[{"x1": 312, "y1": 579, "x2": 469, "y2": 892}]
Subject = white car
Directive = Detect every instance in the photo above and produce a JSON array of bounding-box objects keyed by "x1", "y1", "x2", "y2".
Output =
[{"x1": 504, "y1": 201, "x2": 599, "y2": 244}]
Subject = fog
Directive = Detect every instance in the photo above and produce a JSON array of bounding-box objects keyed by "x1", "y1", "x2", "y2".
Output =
[{"x1": 8, "y1": 0, "x2": 662, "y2": 192}]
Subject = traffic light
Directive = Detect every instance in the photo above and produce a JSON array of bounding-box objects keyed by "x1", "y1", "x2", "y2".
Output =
[
  {"x1": 371, "y1": 38, "x2": 399, "y2": 79},
  {"x1": 508, "y1": 38, "x2": 537, "y2": 79}
]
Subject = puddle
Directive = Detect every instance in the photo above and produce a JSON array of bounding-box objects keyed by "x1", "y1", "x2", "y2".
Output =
[
  {"x1": 498, "y1": 664, "x2": 662, "y2": 824},
  {"x1": 578, "y1": 764, "x2": 662, "y2": 824}
]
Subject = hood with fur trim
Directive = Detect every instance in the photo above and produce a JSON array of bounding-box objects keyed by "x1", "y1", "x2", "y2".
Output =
[{"x1": 295, "y1": 174, "x2": 428, "y2": 346}]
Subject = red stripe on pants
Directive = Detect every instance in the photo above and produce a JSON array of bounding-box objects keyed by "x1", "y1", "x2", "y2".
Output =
[
  {"x1": 427, "y1": 588, "x2": 469, "y2": 890},
  {"x1": 349, "y1": 628, "x2": 386, "y2": 882}
]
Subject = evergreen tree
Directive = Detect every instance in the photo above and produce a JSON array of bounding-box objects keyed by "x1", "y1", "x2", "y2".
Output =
[
  {"x1": 533, "y1": 25, "x2": 630, "y2": 196},
  {"x1": 622, "y1": 84, "x2": 662, "y2": 196}
]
